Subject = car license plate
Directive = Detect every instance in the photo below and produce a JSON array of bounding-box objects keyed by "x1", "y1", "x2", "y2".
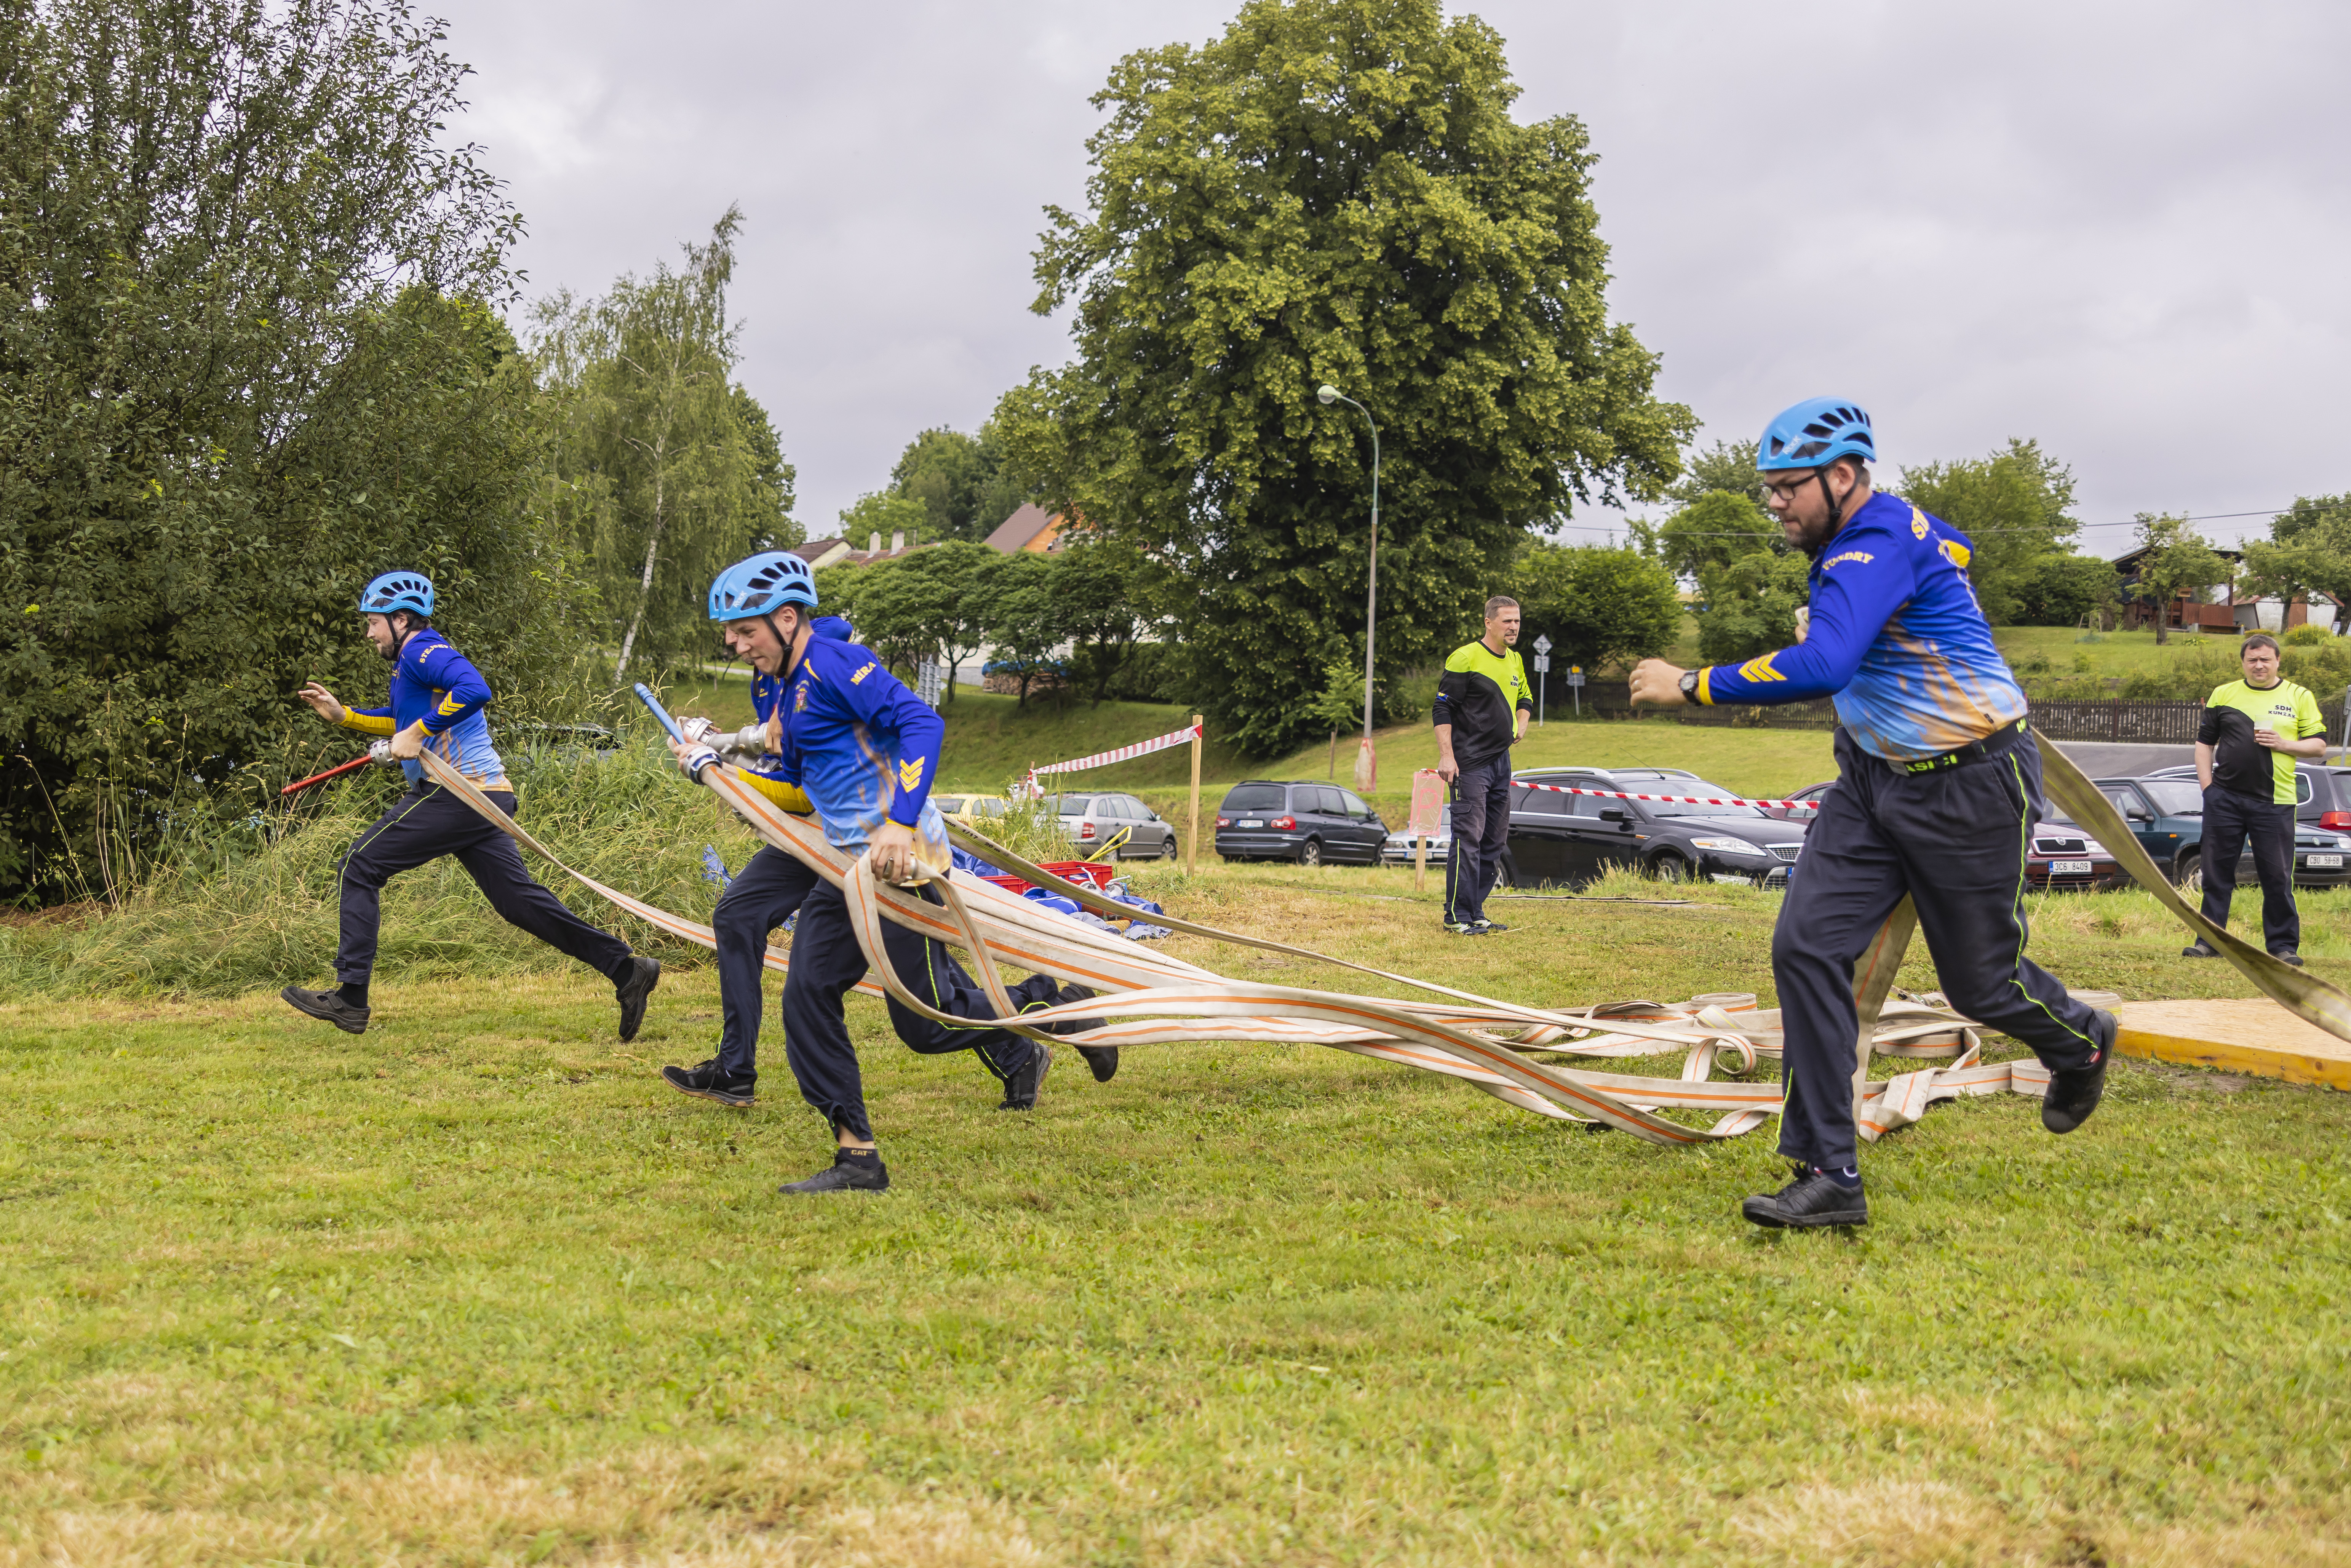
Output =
[
  {"x1": 2051, "y1": 860, "x2": 2092, "y2": 875},
  {"x1": 2309, "y1": 854, "x2": 2344, "y2": 868},
  {"x1": 1238, "y1": 819, "x2": 1264, "y2": 828}
]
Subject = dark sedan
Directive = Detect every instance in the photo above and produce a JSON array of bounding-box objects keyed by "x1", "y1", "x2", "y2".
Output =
[
  {"x1": 1499, "y1": 767, "x2": 1809, "y2": 888},
  {"x1": 2111, "y1": 767, "x2": 2351, "y2": 890}
]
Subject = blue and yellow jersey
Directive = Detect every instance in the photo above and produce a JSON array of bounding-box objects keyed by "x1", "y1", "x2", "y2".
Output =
[
  {"x1": 738, "y1": 620, "x2": 952, "y2": 873},
  {"x1": 1694, "y1": 491, "x2": 2027, "y2": 762},
  {"x1": 339, "y1": 628, "x2": 509, "y2": 790}
]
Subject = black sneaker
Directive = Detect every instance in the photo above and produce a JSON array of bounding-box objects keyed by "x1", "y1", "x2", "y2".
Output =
[
  {"x1": 1473, "y1": 919, "x2": 1509, "y2": 934},
  {"x1": 779, "y1": 1149, "x2": 889, "y2": 1194},
  {"x1": 2182, "y1": 941, "x2": 2218, "y2": 958},
  {"x1": 1443, "y1": 921, "x2": 1481, "y2": 936},
  {"x1": 662, "y1": 1057, "x2": 755, "y2": 1106},
  {"x1": 1741, "y1": 1165, "x2": 1868, "y2": 1229},
  {"x1": 998, "y1": 1038, "x2": 1052, "y2": 1111},
  {"x1": 2272, "y1": 952, "x2": 2306, "y2": 969},
  {"x1": 1045, "y1": 983, "x2": 1116, "y2": 1082},
  {"x1": 616, "y1": 954, "x2": 661, "y2": 1042},
  {"x1": 282, "y1": 985, "x2": 369, "y2": 1035},
  {"x1": 2043, "y1": 1008, "x2": 2116, "y2": 1135}
]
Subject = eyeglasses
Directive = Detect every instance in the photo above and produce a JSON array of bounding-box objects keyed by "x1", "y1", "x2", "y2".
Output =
[{"x1": 1760, "y1": 473, "x2": 1819, "y2": 503}]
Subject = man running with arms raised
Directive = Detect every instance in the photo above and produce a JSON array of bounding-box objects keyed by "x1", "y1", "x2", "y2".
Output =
[
  {"x1": 282, "y1": 571, "x2": 660, "y2": 1038},
  {"x1": 1629, "y1": 399, "x2": 2115, "y2": 1229},
  {"x1": 668, "y1": 553, "x2": 1095, "y2": 1195}
]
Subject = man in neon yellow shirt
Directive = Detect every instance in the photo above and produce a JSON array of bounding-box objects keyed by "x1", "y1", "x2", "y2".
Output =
[
  {"x1": 1433, "y1": 596, "x2": 1531, "y2": 935},
  {"x1": 2189, "y1": 633, "x2": 2327, "y2": 966}
]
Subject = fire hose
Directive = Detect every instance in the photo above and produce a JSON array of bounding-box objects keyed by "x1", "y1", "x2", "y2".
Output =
[
  {"x1": 400, "y1": 694, "x2": 2351, "y2": 1148},
  {"x1": 280, "y1": 739, "x2": 403, "y2": 797}
]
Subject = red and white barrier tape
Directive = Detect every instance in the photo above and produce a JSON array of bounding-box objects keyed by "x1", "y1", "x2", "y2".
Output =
[
  {"x1": 1024, "y1": 722, "x2": 1202, "y2": 794},
  {"x1": 1517, "y1": 779, "x2": 1821, "y2": 811}
]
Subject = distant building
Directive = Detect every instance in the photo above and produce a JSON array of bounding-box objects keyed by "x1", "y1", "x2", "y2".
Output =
[
  {"x1": 792, "y1": 531, "x2": 921, "y2": 571},
  {"x1": 983, "y1": 503, "x2": 1067, "y2": 555},
  {"x1": 2105, "y1": 543, "x2": 2337, "y2": 635}
]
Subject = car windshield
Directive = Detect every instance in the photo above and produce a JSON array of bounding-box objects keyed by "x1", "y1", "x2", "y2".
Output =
[
  {"x1": 932, "y1": 796, "x2": 965, "y2": 813},
  {"x1": 1637, "y1": 779, "x2": 1767, "y2": 819},
  {"x1": 2138, "y1": 780, "x2": 2202, "y2": 816},
  {"x1": 1221, "y1": 785, "x2": 1285, "y2": 812}
]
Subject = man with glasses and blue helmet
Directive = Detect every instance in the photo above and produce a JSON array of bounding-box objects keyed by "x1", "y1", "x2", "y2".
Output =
[
  {"x1": 1629, "y1": 400, "x2": 2116, "y2": 1231},
  {"x1": 664, "y1": 552, "x2": 1100, "y2": 1195},
  {"x1": 281, "y1": 571, "x2": 660, "y2": 1038}
]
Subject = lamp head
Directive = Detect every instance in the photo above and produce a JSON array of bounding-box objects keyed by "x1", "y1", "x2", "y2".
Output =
[{"x1": 1317, "y1": 384, "x2": 1339, "y2": 406}]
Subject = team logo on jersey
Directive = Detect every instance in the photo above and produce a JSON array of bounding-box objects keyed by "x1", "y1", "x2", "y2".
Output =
[
  {"x1": 1912, "y1": 516, "x2": 1929, "y2": 539},
  {"x1": 1939, "y1": 539, "x2": 1972, "y2": 569},
  {"x1": 851, "y1": 661, "x2": 876, "y2": 684},
  {"x1": 435, "y1": 691, "x2": 462, "y2": 716},
  {"x1": 793, "y1": 683, "x2": 810, "y2": 713},
  {"x1": 1737, "y1": 652, "x2": 1786, "y2": 682},
  {"x1": 1822, "y1": 550, "x2": 1874, "y2": 569},
  {"x1": 897, "y1": 757, "x2": 925, "y2": 790}
]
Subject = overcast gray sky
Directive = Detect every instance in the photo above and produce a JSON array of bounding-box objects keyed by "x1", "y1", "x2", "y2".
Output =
[{"x1": 449, "y1": 0, "x2": 2349, "y2": 553}]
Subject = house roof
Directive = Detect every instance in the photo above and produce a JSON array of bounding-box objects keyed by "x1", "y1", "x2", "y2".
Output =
[{"x1": 983, "y1": 503, "x2": 1062, "y2": 554}]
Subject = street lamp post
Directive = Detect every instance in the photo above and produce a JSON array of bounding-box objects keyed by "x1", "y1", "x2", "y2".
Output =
[{"x1": 1318, "y1": 384, "x2": 1379, "y2": 792}]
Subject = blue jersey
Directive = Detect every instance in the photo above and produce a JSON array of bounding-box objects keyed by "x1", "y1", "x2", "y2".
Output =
[
  {"x1": 743, "y1": 622, "x2": 951, "y2": 871},
  {"x1": 339, "y1": 628, "x2": 508, "y2": 788},
  {"x1": 1695, "y1": 490, "x2": 2027, "y2": 762}
]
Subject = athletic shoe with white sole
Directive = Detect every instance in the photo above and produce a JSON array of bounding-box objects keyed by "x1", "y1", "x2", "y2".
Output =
[{"x1": 662, "y1": 1057, "x2": 755, "y2": 1106}]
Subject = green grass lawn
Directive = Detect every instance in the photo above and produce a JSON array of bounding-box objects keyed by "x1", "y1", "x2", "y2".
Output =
[{"x1": 4, "y1": 858, "x2": 2350, "y2": 1563}]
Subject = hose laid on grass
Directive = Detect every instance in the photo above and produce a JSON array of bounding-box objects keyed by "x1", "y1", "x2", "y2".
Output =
[{"x1": 414, "y1": 730, "x2": 2351, "y2": 1145}]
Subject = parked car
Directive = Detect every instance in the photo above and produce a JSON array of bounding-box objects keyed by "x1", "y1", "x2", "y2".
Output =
[
  {"x1": 2105, "y1": 769, "x2": 2351, "y2": 890},
  {"x1": 1498, "y1": 767, "x2": 1809, "y2": 888},
  {"x1": 1041, "y1": 791, "x2": 1181, "y2": 860},
  {"x1": 1763, "y1": 780, "x2": 1835, "y2": 822},
  {"x1": 1213, "y1": 780, "x2": 1387, "y2": 865},
  {"x1": 932, "y1": 794, "x2": 1015, "y2": 826},
  {"x1": 1379, "y1": 826, "x2": 1451, "y2": 866},
  {"x1": 1767, "y1": 776, "x2": 2126, "y2": 891}
]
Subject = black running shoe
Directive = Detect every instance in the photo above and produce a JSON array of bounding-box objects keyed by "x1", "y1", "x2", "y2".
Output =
[
  {"x1": 662, "y1": 1057, "x2": 755, "y2": 1106},
  {"x1": 998, "y1": 1038, "x2": 1052, "y2": 1111},
  {"x1": 616, "y1": 954, "x2": 661, "y2": 1042},
  {"x1": 1045, "y1": 983, "x2": 1116, "y2": 1082},
  {"x1": 2182, "y1": 941, "x2": 2218, "y2": 958},
  {"x1": 1740, "y1": 1165, "x2": 1868, "y2": 1229},
  {"x1": 2043, "y1": 1008, "x2": 2115, "y2": 1135},
  {"x1": 778, "y1": 1150, "x2": 889, "y2": 1194},
  {"x1": 2272, "y1": 952, "x2": 2306, "y2": 968},
  {"x1": 1473, "y1": 919, "x2": 1509, "y2": 934},
  {"x1": 281, "y1": 985, "x2": 369, "y2": 1035}
]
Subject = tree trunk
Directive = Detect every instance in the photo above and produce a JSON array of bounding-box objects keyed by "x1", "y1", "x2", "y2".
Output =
[{"x1": 615, "y1": 458, "x2": 669, "y2": 679}]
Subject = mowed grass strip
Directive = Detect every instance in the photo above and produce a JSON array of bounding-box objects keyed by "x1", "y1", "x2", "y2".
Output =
[{"x1": 2, "y1": 865, "x2": 2349, "y2": 1564}]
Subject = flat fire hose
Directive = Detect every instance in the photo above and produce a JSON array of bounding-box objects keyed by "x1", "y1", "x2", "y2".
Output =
[{"x1": 411, "y1": 727, "x2": 2351, "y2": 1146}]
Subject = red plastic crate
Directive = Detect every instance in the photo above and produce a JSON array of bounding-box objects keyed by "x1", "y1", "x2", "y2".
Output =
[{"x1": 978, "y1": 860, "x2": 1118, "y2": 896}]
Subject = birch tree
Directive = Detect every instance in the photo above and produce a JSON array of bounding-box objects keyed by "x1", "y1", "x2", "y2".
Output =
[{"x1": 532, "y1": 207, "x2": 796, "y2": 678}]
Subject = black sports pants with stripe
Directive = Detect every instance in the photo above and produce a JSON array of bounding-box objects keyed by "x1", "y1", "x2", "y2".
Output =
[
  {"x1": 1772, "y1": 727, "x2": 2102, "y2": 1170},
  {"x1": 335, "y1": 784, "x2": 633, "y2": 986},
  {"x1": 1444, "y1": 755, "x2": 1513, "y2": 925},
  {"x1": 776, "y1": 868, "x2": 1061, "y2": 1141}
]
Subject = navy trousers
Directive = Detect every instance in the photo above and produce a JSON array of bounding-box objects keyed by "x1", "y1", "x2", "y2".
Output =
[
  {"x1": 777, "y1": 872, "x2": 1063, "y2": 1141},
  {"x1": 710, "y1": 844, "x2": 823, "y2": 1080},
  {"x1": 1445, "y1": 754, "x2": 1513, "y2": 925},
  {"x1": 2198, "y1": 785, "x2": 2300, "y2": 954},
  {"x1": 336, "y1": 785, "x2": 633, "y2": 986},
  {"x1": 1771, "y1": 728, "x2": 2103, "y2": 1170}
]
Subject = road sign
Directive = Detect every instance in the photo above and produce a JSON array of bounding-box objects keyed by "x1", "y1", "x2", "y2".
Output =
[
  {"x1": 1532, "y1": 634, "x2": 1553, "y2": 654},
  {"x1": 1565, "y1": 671, "x2": 1586, "y2": 687},
  {"x1": 1531, "y1": 654, "x2": 1550, "y2": 673}
]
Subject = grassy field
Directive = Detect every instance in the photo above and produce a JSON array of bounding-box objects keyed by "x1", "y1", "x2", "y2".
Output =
[{"x1": 4, "y1": 845, "x2": 2351, "y2": 1563}]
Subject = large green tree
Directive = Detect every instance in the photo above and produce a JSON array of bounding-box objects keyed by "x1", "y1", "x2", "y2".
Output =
[
  {"x1": 994, "y1": 0, "x2": 1690, "y2": 754},
  {"x1": 0, "y1": 0, "x2": 588, "y2": 903},
  {"x1": 1897, "y1": 438, "x2": 2080, "y2": 625},
  {"x1": 530, "y1": 207, "x2": 798, "y2": 678},
  {"x1": 2126, "y1": 514, "x2": 2230, "y2": 646},
  {"x1": 1513, "y1": 542, "x2": 1680, "y2": 676},
  {"x1": 886, "y1": 425, "x2": 1036, "y2": 543}
]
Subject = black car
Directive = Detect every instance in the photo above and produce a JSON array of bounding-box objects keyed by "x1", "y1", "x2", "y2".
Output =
[
  {"x1": 1499, "y1": 767, "x2": 1809, "y2": 887},
  {"x1": 1213, "y1": 780, "x2": 1387, "y2": 865}
]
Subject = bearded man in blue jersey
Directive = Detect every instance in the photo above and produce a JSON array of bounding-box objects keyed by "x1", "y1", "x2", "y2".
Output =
[
  {"x1": 1629, "y1": 400, "x2": 2117, "y2": 1230},
  {"x1": 281, "y1": 571, "x2": 660, "y2": 1038},
  {"x1": 663, "y1": 553, "x2": 1102, "y2": 1195}
]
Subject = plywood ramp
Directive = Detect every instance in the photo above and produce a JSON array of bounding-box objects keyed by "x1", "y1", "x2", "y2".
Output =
[{"x1": 2113, "y1": 999, "x2": 2351, "y2": 1090}]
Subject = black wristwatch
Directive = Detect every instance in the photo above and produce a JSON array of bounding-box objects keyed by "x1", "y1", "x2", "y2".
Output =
[{"x1": 1679, "y1": 668, "x2": 1703, "y2": 702}]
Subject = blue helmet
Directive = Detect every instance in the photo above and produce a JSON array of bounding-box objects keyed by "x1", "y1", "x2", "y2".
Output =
[
  {"x1": 1757, "y1": 398, "x2": 1876, "y2": 471},
  {"x1": 708, "y1": 551, "x2": 817, "y2": 621},
  {"x1": 360, "y1": 570, "x2": 434, "y2": 618}
]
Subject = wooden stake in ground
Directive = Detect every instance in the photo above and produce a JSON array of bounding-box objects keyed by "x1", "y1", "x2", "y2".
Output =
[{"x1": 1187, "y1": 715, "x2": 1203, "y2": 877}]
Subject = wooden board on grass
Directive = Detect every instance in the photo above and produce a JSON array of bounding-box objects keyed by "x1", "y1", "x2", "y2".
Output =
[{"x1": 2113, "y1": 998, "x2": 2351, "y2": 1090}]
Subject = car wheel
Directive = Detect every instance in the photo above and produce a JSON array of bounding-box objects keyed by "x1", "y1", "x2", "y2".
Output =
[
  {"x1": 1490, "y1": 855, "x2": 1517, "y2": 892},
  {"x1": 1297, "y1": 838, "x2": 1322, "y2": 867},
  {"x1": 1648, "y1": 850, "x2": 1690, "y2": 883},
  {"x1": 2174, "y1": 849, "x2": 2202, "y2": 893},
  {"x1": 1160, "y1": 834, "x2": 1179, "y2": 860}
]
